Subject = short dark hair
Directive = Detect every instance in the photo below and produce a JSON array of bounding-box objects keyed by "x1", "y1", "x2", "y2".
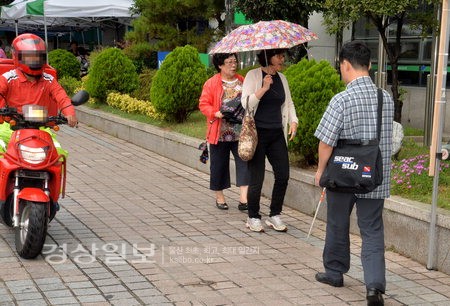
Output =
[
  {"x1": 212, "y1": 53, "x2": 238, "y2": 72},
  {"x1": 339, "y1": 41, "x2": 371, "y2": 70},
  {"x1": 257, "y1": 48, "x2": 287, "y2": 67}
]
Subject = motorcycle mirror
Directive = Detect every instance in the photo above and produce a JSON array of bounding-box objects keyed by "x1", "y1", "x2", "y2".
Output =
[{"x1": 71, "y1": 90, "x2": 90, "y2": 106}]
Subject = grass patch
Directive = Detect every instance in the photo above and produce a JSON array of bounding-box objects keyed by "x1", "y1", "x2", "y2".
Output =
[
  {"x1": 88, "y1": 102, "x2": 206, "y2": 139},
  {"x1": 403, "y1": 126, "x2": 424, "y2": 136},
  {"x1": 391, "y1": 139, "x2": 450, "y2": 209}
]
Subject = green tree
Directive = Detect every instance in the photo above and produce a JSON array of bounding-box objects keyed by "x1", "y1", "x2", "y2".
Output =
[
  {"x1": 128, "y1": 0, "x2": 224, "y2": 53},
  {"x1": 233, "y1": 0, "x2": 321, "y2": 27},
  {"x1": 323, "y1": 0, "x2": 440, "y2": 123},
  {"x1": 233, "y1": 0, "x2": 323, "y2": 61},
  {"x1": 150, "y1": 45, "x2": 207, "y2": 122}
]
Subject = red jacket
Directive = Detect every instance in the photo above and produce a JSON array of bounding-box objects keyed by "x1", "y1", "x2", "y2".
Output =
[
  {"x1": 198, "y1": 73, "x2": 244, "y2": 144},
  {"x1": 0, "y1": 69, "x2": 75, "y2": 117}
]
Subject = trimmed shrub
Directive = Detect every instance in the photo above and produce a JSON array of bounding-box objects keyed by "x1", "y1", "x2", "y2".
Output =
[
  {"x1": 205, "y1": 65, "x2": 217, "y2": 79},
  {"x1": 123, "y1": 42, "x2": 157, "y2": 73},
  {"x1": 58, "y1": 76, "x2": 82, "y2": 96},
  {"x1": 132, "y1": 68, "x2": 157, "y2": 102},
  {"x1": 284, "y1": 59, "x2": 345, "y2": 165},
  {"x1": 150, "y1": 45, "x2": 208, "y2": 123},
  {"x1": 106, "y1": 92, "x2": 162, "y2": 119},
  {"x1": 237, "y1": 64, "x2": 259, "y2": 77},
  {"x1": 48, "y1": 49, "x2": 80, "y2": 79},
  {"x1": 85, "y1": 48, "x2": 139, "y2": 103}
]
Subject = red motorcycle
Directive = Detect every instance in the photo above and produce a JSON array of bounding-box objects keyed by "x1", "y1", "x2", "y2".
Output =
[{"x1": 0, "y1": 90, "x2": 89, "y2": 259}]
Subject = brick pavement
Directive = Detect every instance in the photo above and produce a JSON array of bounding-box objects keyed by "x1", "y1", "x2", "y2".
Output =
[{"x1": 0, "y1": 123, "x2": 449, "y2": 305}]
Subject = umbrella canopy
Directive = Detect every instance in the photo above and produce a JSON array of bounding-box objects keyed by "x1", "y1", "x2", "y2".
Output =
[{"x1": 209, "y1": 20, "x2": 318, "y2": 54}]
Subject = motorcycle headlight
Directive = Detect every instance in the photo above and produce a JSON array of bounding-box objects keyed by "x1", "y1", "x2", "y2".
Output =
[{"x1": 19, "y1": 145, "x2": 48, "y2": 164}]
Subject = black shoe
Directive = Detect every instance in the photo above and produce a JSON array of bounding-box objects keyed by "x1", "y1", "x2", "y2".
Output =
[
  {"x1": 315, "y1": 272, "x2": 343, "y2": 287},
  {"x1": 366, "y1": 288, "x2": 384, "y2": 306},
  {"x1": 216, "y1": 201, "x2": 229, "y2": 210},
  {"x1": 238, "y1": 202, "x2": 248, "y2": 211}
]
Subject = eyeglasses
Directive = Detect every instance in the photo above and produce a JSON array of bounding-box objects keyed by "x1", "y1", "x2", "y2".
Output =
[{"x1": 223, "y1": 60, "x2": 238, "y2": 66}]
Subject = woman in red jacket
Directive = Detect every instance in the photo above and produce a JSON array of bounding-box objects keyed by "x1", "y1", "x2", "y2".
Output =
[{"x1": 199, "y1": 53, "x2": 248, "y2": 211}]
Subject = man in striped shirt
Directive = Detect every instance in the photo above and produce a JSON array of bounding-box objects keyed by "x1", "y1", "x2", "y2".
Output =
[{"x1": 314, "y1": 41, "x2": 394, "y2": 306}]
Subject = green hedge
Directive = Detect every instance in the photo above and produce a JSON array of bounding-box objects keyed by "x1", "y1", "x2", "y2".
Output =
[
  {"x1": 85, "y1": 48, "x2": 139, "y2": 103},
  {"x1": 48, "y1": 49, "x2": 80, "y2": 80},
  {"x1": 285, "y1": 59, "x2": 345, "y2": 165},
  {"x1": 150, "y1": 45, "x2": 208, "y2": 123}
]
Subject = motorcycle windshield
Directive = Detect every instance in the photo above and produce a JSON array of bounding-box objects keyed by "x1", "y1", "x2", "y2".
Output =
[{"x1": 22, "y1": 105, "x2": 48, "y2": 122}]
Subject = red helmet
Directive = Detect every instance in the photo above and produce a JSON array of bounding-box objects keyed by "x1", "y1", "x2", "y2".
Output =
[{"x1": 12, "y1": 33, "x2": 47, "y2": 76}]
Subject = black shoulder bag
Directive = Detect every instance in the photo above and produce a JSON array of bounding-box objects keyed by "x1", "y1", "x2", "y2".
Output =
[{"x1": 319, "y1": 89, "x2": 384, "y2": 194}]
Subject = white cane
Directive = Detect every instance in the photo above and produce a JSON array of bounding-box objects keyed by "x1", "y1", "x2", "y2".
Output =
[{"x1": 307, "y1": 187, "x2": 326, "y2": 240}]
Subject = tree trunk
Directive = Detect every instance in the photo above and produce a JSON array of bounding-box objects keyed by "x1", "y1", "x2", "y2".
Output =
[
  {"x1": 390, "y1": 62, "x2": 402, "y2": 122},
  {"x1": 372, "y1": 14, "x2": 404, "y2": 123}
]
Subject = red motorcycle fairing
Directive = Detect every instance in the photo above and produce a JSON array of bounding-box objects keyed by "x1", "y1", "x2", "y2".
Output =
[
  {"x1": 6, "y1": 129, "x2": 61, "y2": 169},
  {"x1": 0, "y1": 128, "x2": 66, "y2": 203},
  {"x1": 0, "y1": 158, "x2": 64, "y2": 203},
  {"x1": 17, "y1": 187, "x2": 49, "y2": 203}
]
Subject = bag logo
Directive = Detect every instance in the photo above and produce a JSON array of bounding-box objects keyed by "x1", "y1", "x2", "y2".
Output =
[
  {"x1": 333, "y1": 155, "x2": 359, "y2": 170},
  {"x1": 362, "y1": 166, "x2": 372, "y2": 178}
]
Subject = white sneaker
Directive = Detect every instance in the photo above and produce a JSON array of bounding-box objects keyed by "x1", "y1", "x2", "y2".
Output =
[
  {"x1": 246, "y1": 217, "x2": 264, "y2": 232},
  {"x1": 265, "y1": 215, "x2": 287, "y2": 232}
]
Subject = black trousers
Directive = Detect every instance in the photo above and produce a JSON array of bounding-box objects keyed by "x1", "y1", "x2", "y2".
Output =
[
  {"x1": 323, "y1": 190, "x2": 386, "y2": 292},
  {"x1": 247, "y1": 128, "x2": 289, "y2": 219},
  {"x1": 209, "y1": 141, "x2": 249, "y2": 191}
]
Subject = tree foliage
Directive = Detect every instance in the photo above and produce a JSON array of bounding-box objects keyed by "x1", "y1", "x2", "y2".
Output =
[
  {"x1": 323, "y1": 0, "x2": 440, "y2": 123},
  {"x1": 150, "y1": 45, "x2": 208, "y2": 123},
  {"x1": 233, "y1": 0, "x2": 323, "y2": 61},
  {"x1": 122, "y1": 41, "x2": 158, "y2": 73},
  {"x1": 233, "y1": 0, "x2": 322, "y2": 27},
  {"x1": 128, "y1": 0, "x2": 224, "y2": 53}
]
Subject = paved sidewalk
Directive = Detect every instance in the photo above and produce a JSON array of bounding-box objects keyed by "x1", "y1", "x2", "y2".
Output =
[{"x1": 0, "y1": 123, "x2": 449, "y2": 306}]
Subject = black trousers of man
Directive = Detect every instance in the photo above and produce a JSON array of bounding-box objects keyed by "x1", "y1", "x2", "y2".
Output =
[{"x1": 323, "y1": 190, "x2": 386, "y2": 292}]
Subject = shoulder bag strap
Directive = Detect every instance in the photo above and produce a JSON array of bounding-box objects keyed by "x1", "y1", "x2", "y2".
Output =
[
  {"x1": 245, "y1": 96, "x2": 254, "y2": 117},
  {"x1": 377, "y1": 88, "x2": 383, "y2": 141}
]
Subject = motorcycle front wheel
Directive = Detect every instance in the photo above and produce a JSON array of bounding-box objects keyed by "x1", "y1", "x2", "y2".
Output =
[{"x1": 15, "y1": 201, "x2": 48, "y2": 259}]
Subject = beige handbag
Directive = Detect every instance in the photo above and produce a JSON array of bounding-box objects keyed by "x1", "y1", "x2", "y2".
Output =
[{"x1": 238, "y1": 101, "x2": 258, "y2": 161}]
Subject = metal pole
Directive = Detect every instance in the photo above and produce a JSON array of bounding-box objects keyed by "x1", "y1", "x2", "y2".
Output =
[
  {"x1": 44, "y1": 14, "x2": 48, "y2": 63},
  {"x1": 424, "y1": 5, "x2": 441, "y2": 147},
  {"x1": 427, "y1": 0, "x2": 449, "y2": 270}
]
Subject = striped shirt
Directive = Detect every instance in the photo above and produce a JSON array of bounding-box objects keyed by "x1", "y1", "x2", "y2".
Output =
[{"x1": 314, "y1": 76, "x2": 394, "y2": 199}]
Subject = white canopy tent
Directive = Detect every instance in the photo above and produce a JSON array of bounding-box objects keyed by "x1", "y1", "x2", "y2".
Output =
[{"x1": 0, "y1": 0, "x2": 136, "y2": 46}]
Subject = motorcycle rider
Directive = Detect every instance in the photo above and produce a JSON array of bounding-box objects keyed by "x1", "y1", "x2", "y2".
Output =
[{"x1": 0, "y1": 33, "x2": 78, "y2": 154}]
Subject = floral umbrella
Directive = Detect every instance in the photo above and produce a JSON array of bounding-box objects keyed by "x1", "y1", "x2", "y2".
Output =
[{"x1": 209, "y1": 20, "x2": 318, "y2": 54}]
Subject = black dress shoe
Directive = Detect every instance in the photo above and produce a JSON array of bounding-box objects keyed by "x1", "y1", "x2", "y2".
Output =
[
  {"x1": 238, "y1": 202, "x2": 248, "y2": 211},
  {"x1": 216, "y1": 201, "x2": 229, "y2": 210},
  {"x1": 366, "y1": 288, "x2": 384, "y2": 306},
  {"x1": 315, "y1": 272, "x2": 343, "y2": 287}
]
